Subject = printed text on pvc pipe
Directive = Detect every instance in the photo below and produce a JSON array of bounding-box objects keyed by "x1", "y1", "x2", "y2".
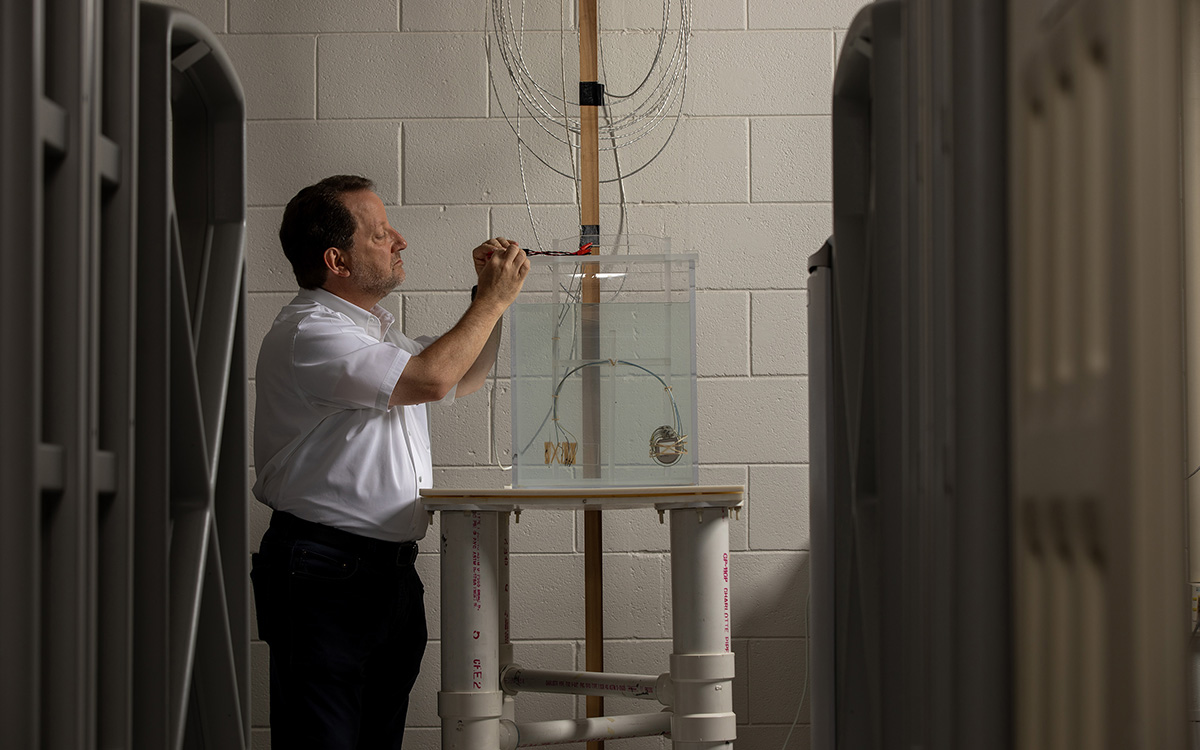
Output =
[
  {"x1": 723, "y1": 552, "x2": 730, "y2": 652},
  {"x1": 472, "y1": 516, "x2": 482, "y2": 611}
]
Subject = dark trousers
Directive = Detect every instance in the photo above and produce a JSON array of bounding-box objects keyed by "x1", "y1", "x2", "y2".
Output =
[{"x1": 250, "y1": 511, "x2": 428, "y2": 750}]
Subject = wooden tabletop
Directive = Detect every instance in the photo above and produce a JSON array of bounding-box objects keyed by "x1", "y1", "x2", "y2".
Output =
[{"x1": 419, "y1": 485, "x2": 744, "y2": 511}]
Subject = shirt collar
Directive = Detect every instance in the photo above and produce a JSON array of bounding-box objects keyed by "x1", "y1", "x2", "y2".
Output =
[{"x1": 298, "y1": 288, "x2": 395, "y2": 338}]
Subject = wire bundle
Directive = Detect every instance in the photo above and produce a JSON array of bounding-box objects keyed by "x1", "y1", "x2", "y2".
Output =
[
  {"x1": 483, "y1": 0, "x2": 692, "y2": 470},
  {"x1": 544, "y1": 358, "x2": 687, "y2": 467},
  {"x1": 524, "y1": 241, "x2": 594, "y2": 257},
  {"x1": 486, "y1": 0, "x2": 693, "y2": 254},
  {"x1": 488, "y1": 0, "x2": 690, "y2": 167}
]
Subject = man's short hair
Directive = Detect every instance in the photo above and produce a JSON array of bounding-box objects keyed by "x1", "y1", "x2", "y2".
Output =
[{"x1": 278, "y1": 175, "x2": 376, "y2": 290}]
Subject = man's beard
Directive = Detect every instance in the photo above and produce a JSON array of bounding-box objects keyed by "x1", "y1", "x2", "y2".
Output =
[{"x1": 354, "y1": 259, "x2": 402, "y2": 298}]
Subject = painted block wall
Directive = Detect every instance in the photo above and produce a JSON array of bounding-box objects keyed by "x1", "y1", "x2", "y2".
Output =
[{"x1": 167, "y1": 0, "x2": 868, "y2": 746}]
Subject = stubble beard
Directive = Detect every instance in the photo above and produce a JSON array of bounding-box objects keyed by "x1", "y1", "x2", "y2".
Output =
[{"x1": 354, "y1": 258, "x2": 403, "y2": 299}]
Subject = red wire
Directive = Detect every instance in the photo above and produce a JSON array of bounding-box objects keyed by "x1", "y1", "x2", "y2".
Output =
[
  {"x1": 487, "y1": 241, "x2": 595, "y2": 259},
  {"x1": 522, "y1": 242, "x2": 595, "y2": 257}
]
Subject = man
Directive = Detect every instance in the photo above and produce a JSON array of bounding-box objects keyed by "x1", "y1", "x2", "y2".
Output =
[{"x1": 249, "y1": 174, "x2": 529, "y2": 749}]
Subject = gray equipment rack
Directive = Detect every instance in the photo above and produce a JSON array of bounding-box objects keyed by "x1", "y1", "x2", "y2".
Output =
[
  {"x1": 0, "y1": 1, "x2": 249, "y2": 747},
  {"x1": 808, "y1": 1, "x2": 1010, "y2": 748}
]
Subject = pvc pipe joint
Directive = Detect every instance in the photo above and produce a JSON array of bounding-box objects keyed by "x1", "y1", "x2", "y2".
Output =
[
  {"x1": 439, "y1": 690, "x2": 504, "y2": 749},
  {"x1": 669, "y1": 653, "x2": 736, "y2": 743},
  {"x1": 439, "y1": 511, "x2": 502, "y2": 749},
  {"x1": 656, "y1": 671, "x2": 675, "y2": 706}
]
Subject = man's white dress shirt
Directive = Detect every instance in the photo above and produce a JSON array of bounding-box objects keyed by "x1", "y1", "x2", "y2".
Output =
[{"x1": 252, "y1": 287, "x2": 453, "y2": 542}]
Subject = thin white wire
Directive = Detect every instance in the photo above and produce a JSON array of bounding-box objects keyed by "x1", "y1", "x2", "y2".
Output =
[
  {"x1": 780, "y1": 588, "x2": 812, "y2": 750},
  {"x1": 496, "y1": 0, "x2": 674, "y2": 107},
  {"x1": 488, "y1": 336, "x2": 512, "y2": 472},
  {"x1": 490, "y1": 0, "x2": 684, "y2": 135},
  {"x1": 491, "y1": 33, "x2": 687, "y2": 152},
  {"x1": 598, "y1": 1, "x2": 629, "y2": 241},
  {"x1": 559, "y1": 0, "x2": 579, "y2": 207},
  {"x1": 488, "y1": 65, "x2": 689, "y2": 184},
  {"x1": 487, "y1": 0, "x2": 690, "y2": 178},
  {"x1": 601, "y1": 0, "x2": 673, "y2": 100},
  {"x1": 489, "y1": 0, "x2": 689, "y2": 471},
  {"x1": 486, "y1": 0, "x2": 692, "y2": 177}
]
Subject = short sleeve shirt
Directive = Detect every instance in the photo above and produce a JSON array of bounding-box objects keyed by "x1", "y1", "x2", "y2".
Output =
[{"x1": 251, "y1": 288, "x2": 452, "y2": 542}]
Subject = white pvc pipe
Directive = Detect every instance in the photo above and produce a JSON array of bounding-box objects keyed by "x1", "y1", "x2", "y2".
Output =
[
  {"x1": 669, "y1": 507, "x2": 736, "y2": 749},
  {"x1": 440, "y1": 510, "x2": 502, "y2": 749},
  {"x1": 670, "y1": 507, "x2": 731, "y2": 653},
  {"x1": 499, "y1": 712, "x2": 672, "y2": 749},
  {"x1": 502, "y1": 665, "x2": 671, "y2": 703},
  {"x1": 500, "y1": 512, "x2": 512, "y2": 659},
  {"x1": 499, "y1": 513, "x2": 515, "y2": 722}
]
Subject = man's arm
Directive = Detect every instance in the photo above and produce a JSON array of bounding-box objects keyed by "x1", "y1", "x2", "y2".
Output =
[
  {"x1": 455, "y1": 315, "x2": 502, "y2": 398},
  {"x1": 389, "y1": 240, "x2": 526, "y2": 407}
]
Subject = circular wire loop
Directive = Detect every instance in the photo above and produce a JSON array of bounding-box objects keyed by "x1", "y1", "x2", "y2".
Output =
[{"x1": 487, "y1": 0, "x2": 693, "y2": 183}]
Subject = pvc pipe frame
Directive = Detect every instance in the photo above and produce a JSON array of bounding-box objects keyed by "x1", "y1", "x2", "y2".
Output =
[
  {"x1": 669, "y1": 507, "x2": 736, "y2": 749},
  {"x1": 440, "y1": 511, "x2": 503, "y2": 749},
  {"x1": 502, "y1": 665, "x2": 672, "y2": 704},
  {"x1": 499, "y1": 514, "x2": 516, "y2": 723},
  {"x1": 437, "y1": 505, "x2": 736, "y2": 749},
  {"x1": 499, "y1": 712, "x2": 672, "y2": 749}
]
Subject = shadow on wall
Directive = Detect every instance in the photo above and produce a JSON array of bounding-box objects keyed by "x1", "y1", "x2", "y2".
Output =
[{"x1": 733, "y1": 551, "x2": 809, "y2": 638}]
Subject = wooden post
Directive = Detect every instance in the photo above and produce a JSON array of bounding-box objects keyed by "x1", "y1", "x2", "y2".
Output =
[
  {"x1": 578, "y1": 1, "x2": 604, "y2": 747},
  {"x1": 579, "y1": 0, "x2": 600, "y2": 236}
]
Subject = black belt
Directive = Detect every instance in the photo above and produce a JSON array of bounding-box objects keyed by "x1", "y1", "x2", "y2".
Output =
[{"x1": 270, "y1": 510, "x2": 419, "y2": 567}]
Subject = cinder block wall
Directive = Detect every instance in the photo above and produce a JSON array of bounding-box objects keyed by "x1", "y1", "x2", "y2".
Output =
[{"x1": 165, "y1": 0, "x2": 865, "y2": 746}]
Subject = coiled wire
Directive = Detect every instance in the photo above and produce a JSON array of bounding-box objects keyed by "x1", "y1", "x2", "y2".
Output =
[{"x1": 486, "y1": 0, "x2": 692, "y2": 185}]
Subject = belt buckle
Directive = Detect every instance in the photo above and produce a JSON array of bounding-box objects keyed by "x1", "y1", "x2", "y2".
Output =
[{"x1": 396, "y1": 542, "x2": 418, "y2": 566}]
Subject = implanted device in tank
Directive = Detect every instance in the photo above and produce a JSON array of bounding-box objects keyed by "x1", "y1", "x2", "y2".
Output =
[{"x1": 509, "y1": 237, "x2": 699, "y2": 488}]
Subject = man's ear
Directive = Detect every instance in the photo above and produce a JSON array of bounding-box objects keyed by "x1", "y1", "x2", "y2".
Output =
[{"x1": 323, "y1": 246, "x2": 352, "y2": 278}]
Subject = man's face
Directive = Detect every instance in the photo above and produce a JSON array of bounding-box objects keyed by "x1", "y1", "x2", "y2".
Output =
[{"x1": 343, "y1": 189, "x2": 407, "y2": 297}]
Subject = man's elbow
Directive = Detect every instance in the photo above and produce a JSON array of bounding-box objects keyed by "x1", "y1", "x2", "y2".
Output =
[
  {"x1": 424, "y1": 377, "x2": 456, "y2": 402},
  {"x1": 390, "y1": 369, "x2": 457, "y2": 406},
  {"x1": 409, "y1": 375, "x2": 457, "y2": 404},
  {"x1": 455, "y1": 374, "x2": 483, "y2": 398}
]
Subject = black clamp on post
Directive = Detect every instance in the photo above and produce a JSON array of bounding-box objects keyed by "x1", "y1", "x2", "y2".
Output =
[
  {"x1": 579, "y1": 81, "x2": 605, "y2": 107},
  {"x1": 580, "y1": 225, "x2": 600, "y2": 249}
]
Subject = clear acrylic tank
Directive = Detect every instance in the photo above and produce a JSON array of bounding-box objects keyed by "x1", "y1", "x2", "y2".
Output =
[{"x1": 510, "y1": 236, "x2": 699, "y2": 488}]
